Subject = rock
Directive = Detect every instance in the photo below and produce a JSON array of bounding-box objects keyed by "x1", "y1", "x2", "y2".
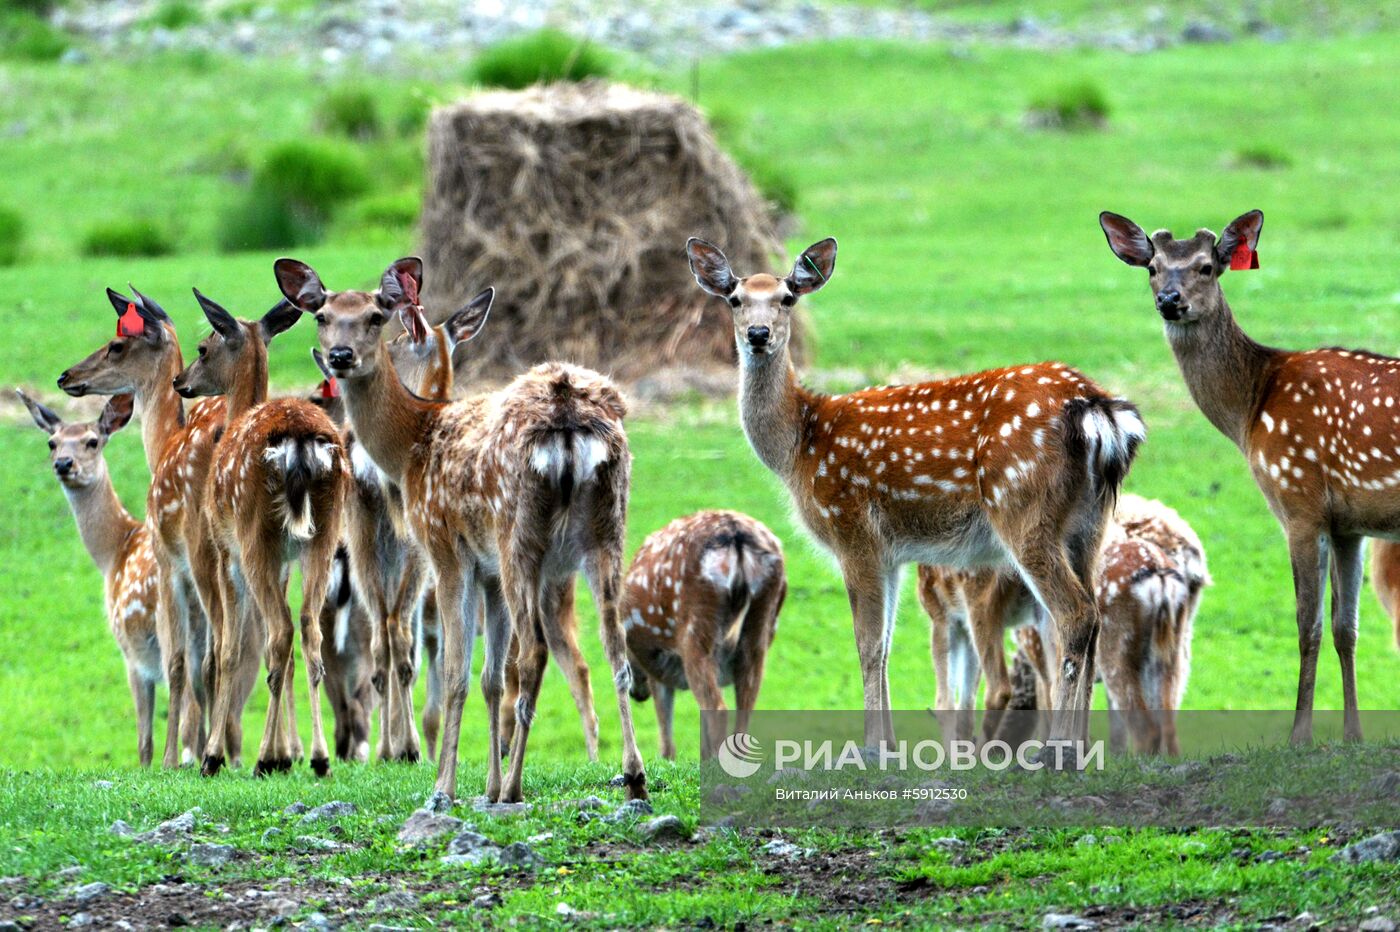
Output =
[
  {"x1": 301, "y1": 801, "x2": 356, "y2": 823},
  {"x1": 1367, "y1": 771, "x2": 1400, "y2": 795},
  {"x1": 0, "y1": 923, "x2": 21, "y2": 932},
  {"x1": 1043, "y1": 914, "x2": 1097, "y2": 929},
  {"x1": 397, "y1": 809, "x2": 462, "y2": 846},
  {"x1": 284, "y1": 802, "x2": 308, "y2": 816},
  {"x1": 447, "y1": 831, "x2": 492, "y2": 855},
  {"x1": 109, "y1": 820, "x2": 133, "y2": 836},
  {"x1": 7, "y1": 893, "x2": 40, "y2": 909},
  {"x1": 573, "y1": 795, "x2": 608, "y2": 811},
  {"x1": 135, "y1": 809, "x2": 198, "y2": 844},
  {"x1": 112, "y1": 922, "x2": 135, "y2": 932},
  {"x1": 767, "y1": 767, "x2": 807, "y2": 784},
  {"x1": 1360, "y1": 919, "x2": 1397, "y2": 932},
  {"x1": 471, "y1": 797, "x2": 530, "y2": 816},
  {"x1": 367, "y1": 926, "x2": 414, "y2": 932},
  {"x1": 499, "y1": 841, "x2": 543, "y2": 870},
  {"x1": 1291, "y1": 911, "x2": 1319, "y2": 928},
  {"x1": 302, "y1": 912, "x2": 337, "y2": 931},
  {"x1": 423, "y1": 790, "x2": 453, "y2": 814},
  {"x1": 1168, "y1": 761, "x2": 1205, "y2": 777},
  {"x1": 72, "y1": 882, "x2": 109, "y2": 903},
  {"x1": 54, "y1": 866, "x2": 84, "y2": 880},
  {"x1": 604, "y1": 799, "x2": 654, "y2": 823},
  {"x1": 759, "y1": 839, "x2": 812, "y2": 859},
  {"x1": 528, "y1": 831, "x2": 553, "y2": 844},
  {"x1": 92, "y1": 780, "x2": 114, "y2": 790},
  {"x1": 1333, "y1": 831, "x2": 1400, "y2": 864},
  {"x1": 1266, "y1": 797, "x2": 1290, "y2": 818},
  {"x1": 555, "y1": 902, "x2": 597, "y2": 919},
  {"x1": 639, "y1": 815, "x2": 689, "y2": 842},
  {"x1": 1180, "y1": 841, "x2": 1208, "y2": 855},
  {"x1": 68, "y1": 913, "x2": 95, "y2": 928},
  {"x1": 262, "y1": 897, "x2": 299, "y2": 917},
  {"x1": 931, "y1": 836, "x2": 969, "y2": 851},
  {"x1": 188, "y1": 843, "x2": 236, "y2": 868},
  {"x1": 295, "y1": 836, "x2": 350, "y2": 852},
  {"x1": 473, "y1": 892, "x2": 502, "y2": 908},
  {"x1": 1181, "y1": 21, "x2": 1232, "y2": 43},
  {"x1": 441, "y1": 847, "x2": 499, "y2": 867},
  {"x1": 262, "y1": 827, "x2": 285, "y2": 845},
  {"x1": 368, "y1": 891, "x2": 418, "y2": 913}
]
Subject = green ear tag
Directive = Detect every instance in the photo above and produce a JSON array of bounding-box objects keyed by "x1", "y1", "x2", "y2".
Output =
[{"x1": 804, "y1": 254, "x2": 827, "y2": 283}]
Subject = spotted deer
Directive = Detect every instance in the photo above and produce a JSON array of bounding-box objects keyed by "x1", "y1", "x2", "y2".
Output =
[
  {"x1": 623, "y1": 510, "x2": 786, "y2": 759},
  {"x1": 1099, "y1": 208, "x2": 1394, "y2": 744},
  {"x1": 687, "y1": 237, "x2": 1145, "y2": 748},
  {"x1": 58, "y1": 288, "x2": 220, "y2": 768},
  {"x1": 173, "y1": 289, "x2": 348, "y2": 777},
  {"x1": 277, "y1": 256, "x2": 646, "y2": 804},
  {"x1": 17, "y1": 390, "x2": 190, "y2": 766},
  {"x1": 1369, "y1": 540, "x2": 1400, "y2": 655}
]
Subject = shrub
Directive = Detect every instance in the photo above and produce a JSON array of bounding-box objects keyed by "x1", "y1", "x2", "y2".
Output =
[
  {"x1": 468, "y1": 29, "x2": 614, "y2": 90},
  {"x1": 148, "y1": 1, "x2": 200, "y2": 30},
  {"x1": 733, "y1": 149, "x2": 799, "y2": 215},
  {"x1": 316, "y1": 86, "x2": 381, "y2": 140},
  {"x1": 0, "y1": 10, "x2": 69, "y2": 60},
  {"x1": 218, "y1": 139, "x2": 370, "y2": 252},
  {"x1": 1026, "y1": 80, "x2": 1110, "y2": 131},
  {"x1": 396, "y1": 89, "x2": 434, "y2": 137},
  {"x1": 1230, "y1": 144, "x2": 1292, "y2": 170},
  {"x1": 0, "y1": 0, "x2": 62, "y2": 15},
  {"x1": 80, "y1": 218, "x2": 175, "y2": 258},
  {"x1": 347, "y1": 190, "x2": 420, "y2": 229},
  {"x1": 0, "y1": 206, "x2": 24, "y2": 266}
]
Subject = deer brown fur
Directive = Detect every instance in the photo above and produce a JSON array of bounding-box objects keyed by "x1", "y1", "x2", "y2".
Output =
[{"x1": 1369, "y1": 540, "x2": 1400, "y2": 654}]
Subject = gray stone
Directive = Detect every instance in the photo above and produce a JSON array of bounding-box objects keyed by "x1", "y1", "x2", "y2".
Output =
[
  {"x1": 91, "y1": 780, "x2": 114, "y2": 790},
  {"x1": 54, "y1": 866, "x2": 84, "y2": 880},
  {"x1": 440, "y1": 846, "x2": 499, "y2": 867},
  {"x1": 302, "y1": 912, "x2": 337, "y2": 931},
  {"x1": 931, "y1": 836, "x2": 969, "y2": 851},
  {"x1": 471, "y1": 796, "x2": 530, "y2": 816},
  {"x1": 1266, "y1": 797, "x2": 1290, "y2": 818},
  {"x1": 498, "y1": 841, "x2": 542, "y2": 870},
  {"x1": 8, "y1": 894, "x2": 40, "y2": 910},
  {"x1": 262, "y1": 827, "x2": 285, "y2": 845},
  {"x1": 1359, "y1": 919, "x2": 1397, "y2": 932},
  {"x1": 1043, "y1": 914, "x2": 1097, "y2": 930},
  {"x1": 759, "y1": 839, "x2": 812, "y2": 859},
  {"x1": 1291, "y1": 911, "x2": 1319, "y2": 929},
  {"x1": 295, "y1": 835, "x2": 350, "y2": 852},
  {"x1": 604, "y1": 799, "x2": 654, "y2": 822},
  {"x1": 638, "y1": 815, "x2": 689, "y2": 842},
  {"x1": 72, "y1": 882, "x2": 109, "y2": 903},
  {"x1": 368, "y1": 891, "x2": 418, "y2": 913},
  {"x1": 301, "y1": 801, "x2": 356, "y2": 823},
  {"x1": 67, "y1": 913, "x2": 94, "y2": 928},
  {"x1": 1182, "y1": 21, "x2": 1232, "y2": 43},
  {"x1": 1334, "y1": 831, "x2": 1400, "y2": 864},
  {"x1": 472, "y1": 892, "x2": 502, "y2": 909},
  {"x1": 135, "y1": 809, "x2": 198, "y2": 844},
  {"x1": 188, "y1": 843, "x2": 236, "y2": 868},
  {"x1": 263, "y1": 897, "x2": 299, "y2": 917},
  {"x1": 109, "y1": 820, "x2": 133, "y2": 836},
  {"x1": 0, "y1": 921, "x2": 22, "y2": 932},
  {"x1": 1366, "y1": 771, "x2": 1400, "y2": 795},
  {"x1": 284, "y1": 802, "x2": 308, "y2": 816},
  {"x1": 574, "y1": 795, "x2": 608, "y2": 811},
  {"x1": 397, "y1": 809, "x2": 462, "y2": 845},
  {"x1": 447, "y1": 830, "x2": 492, "y2": 855}
]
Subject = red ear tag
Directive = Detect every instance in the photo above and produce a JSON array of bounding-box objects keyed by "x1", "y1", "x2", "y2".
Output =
[
  {"x1": 1230, "y1": 243, "x2": 1259, "y2": 271},
  {"x1": 320, "y1": 377, "x2": 340, "y2": 399},
  {"x1": 117, "y1": 302, "x2": 145, "y2": 337}
]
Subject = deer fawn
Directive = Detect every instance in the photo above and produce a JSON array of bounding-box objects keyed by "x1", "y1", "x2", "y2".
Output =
[
  {"x1": 173, "y1": 289, "x2": 348, "y2": 777},
  {"x1": 58, "y1": 288, "x2": 220, "y2": 768},
  {"x1": 17, "y1": 390, "x2": 191, "y2": 766},
  {"x1": 1370, "y1": 541, "x2": 1400, "y2": 656},
  {"x1": 277, "y1": 256, "x2": 646, "y2": 804},
  {"x1": 1098, "y1": 208, "x2": 1390, "y2": 744},
  {"x1": 623, "y1": 511, "x2": 786, "y2": 759},
  {"x1": 687, "y1": 237, "x2": 1145, "y2": 748}
]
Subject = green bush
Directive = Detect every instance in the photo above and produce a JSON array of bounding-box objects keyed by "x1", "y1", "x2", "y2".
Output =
[
  {"x1": 0, "y1": 206, "x2": 24, "y2": 266},
  {"x1": 80, "y1": 218, "x2": 175, "y2": 258},
  {"x1": 316, "y1": 86, "x2": 381, "y2": 140},
  {"x1": 396, "y1": 89, "x2": 434, "y2": 137},
  {"x1": 468, "y1": 28, "x2": 614, "y2": 90},
  {"x1": 1231, "y1": 143, "x2": 1292, "y2": 170},
  {"x1": 0, "y1": 10, "x2": 69, "y2": 60},
  {"x1": 347, "y1": 190, "x2": 420, "y2": 229},
  {"x1": 148, "y1": 1, "x2": 200, "y2": 30},
  {"x1": 219, "y1": 139, "x2": 370, "y2": 252},
  {"x1": 0, "y1": 0, "x2": 62, "y2": 15},
  {"x1": 1027, "y1": 80, "x2": 1110, "y2": 130},
  {"x1": 734, "y1": 149, "x2": 799, "y2": 215}
]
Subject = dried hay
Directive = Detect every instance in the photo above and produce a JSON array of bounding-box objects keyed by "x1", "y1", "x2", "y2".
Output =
[{"x1": 420, "y1": 80, "x2": 803, "y2": 380}]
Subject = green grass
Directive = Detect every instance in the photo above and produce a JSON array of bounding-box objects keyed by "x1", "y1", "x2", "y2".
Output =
[{"x1": 468, "y1": 28, "x2": 616, "y2": 90}]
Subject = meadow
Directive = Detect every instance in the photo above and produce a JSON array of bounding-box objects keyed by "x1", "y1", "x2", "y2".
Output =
[{"x1": 1, "y1": 5, "x2": 1398, "y2": 926}]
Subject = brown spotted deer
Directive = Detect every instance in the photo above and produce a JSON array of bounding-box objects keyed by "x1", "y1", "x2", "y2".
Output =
[
  {"x1": 1370, "y1": 541, "x2": 1400, "y2": 656},
  {"x1": 1098, "y1": 209, "x2": 1393, "y2": 744},
  {"x1": 58, "y1": 288, "x2": 220, "y2": 768},
  {"x1": 276, "y1": 256, "x2": 646, "y2": 804},
  {"x1": 17, "y1": 390, "x2": 190, "y2": 766},
  {"x1": 173, "y1": 289, "x2": 348, "y2": 777},
  {"x1": 622, "y1": 511, "x2": 786, "y2": 759},
  {"x1": 687, "y1": 237, "x2": 1145, "y2": 748}
]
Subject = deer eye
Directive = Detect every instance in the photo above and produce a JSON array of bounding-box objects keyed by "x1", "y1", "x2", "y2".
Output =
[
  {"x1": 313, "y1": 313, "x2": 327, "y2": 325},
  {"x1": 1147, "y1": 263, "x2": 1160, "y2": 275},
  {"x1": 727, "y1": 296, "x2": 741, "y2": 309},
  {"x1": 108, "y1": 341, "x2": 123, "y2": 355},
  {"x1": 368, "y1": 312, "x2": 386, "y2": 327},
  {"x1": 197, "y1": 345, "x2": 207, "y2": 357},
  {"x1": 86, "y1": 438, "x2": 99, "y2": 449},
  {"x1": 780, "y1": 293, "x2": 796, "y2": 308},
  {"x1": 47, "y1": 439, "x2": 56, "y2": 451},
  {"x1": 1199, "y1": 264, "x2": 1213, "y2": 276}
]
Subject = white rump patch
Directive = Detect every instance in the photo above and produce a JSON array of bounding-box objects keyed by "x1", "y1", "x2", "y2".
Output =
[
  {"x1": 572, "y1": 434, "x2": 609, "y2": 479},
  {"x1": 529, "y1": 434, "x2": 570, "y2": 481},
  {"x1": 700, "y1": 545, "x2": 741, "y2": 591}
]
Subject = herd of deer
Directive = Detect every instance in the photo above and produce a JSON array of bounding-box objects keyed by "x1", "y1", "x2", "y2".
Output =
[{"x1": 17, "y1": 208, "x2": 1400, "y2": 803}]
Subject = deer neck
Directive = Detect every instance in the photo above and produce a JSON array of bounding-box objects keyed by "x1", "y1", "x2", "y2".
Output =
[
  {"x1": 1166, "y1": 298, "x2": 1278, "y2": 451},
  {"x1": 340, "y1": 353, "x2": 435, "y2": 485},
  {"x1": 737, "y1": 347, "x2": 814, "y2": 479},
  {"x1": 135, "y1": 341, "x2": 187, "y2": 472},
  {"x1": 224, "y1": 336, "x2": 269, "y2": 426},
  {"x1": 63, "y1": 475, "x2": 138, "y2": 577}
]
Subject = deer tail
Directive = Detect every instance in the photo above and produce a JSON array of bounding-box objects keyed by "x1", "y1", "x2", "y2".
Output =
[
  {"x1": 1062, "y1": 396, "x2": 1146, "y2": 502},
  {"x1": 265, "y1": 435, "x2": 337, "y2": 541}
]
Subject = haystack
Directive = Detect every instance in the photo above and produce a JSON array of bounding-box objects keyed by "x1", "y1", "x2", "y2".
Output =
[{"x1": 420, "y1": 80, "x2": 803, "y2": 380}]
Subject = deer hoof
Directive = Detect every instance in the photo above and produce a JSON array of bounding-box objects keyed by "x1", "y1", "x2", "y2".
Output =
[
  {"x1": 396, "y1": 748, "x2": 421, "y2": 764},
  {"x1": 310, "y1": 756, "x2": 331, "y2": 777},
  {"x1": 253, "y1": 756, "x2": 293, "y2": 778},
  {"x1": 200, "y1": 754, "x2": 225, "y2": 778},
  {"x1": 621, "y1": 770, "x2": 649, "y2": 801}
]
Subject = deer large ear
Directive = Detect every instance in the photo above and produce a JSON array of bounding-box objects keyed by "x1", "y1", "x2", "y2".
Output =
[
  {"x1": 257, "y1": 298, "x2": 301, "y2": 344},
  {"x1": 788, "y1": 238, "x2": 837, "y2": 295},
  {"x1": 443, "y1": 287, "x2": 493, "y2": 351},
  {"x1": 192, "y1": 288, "x2": 242, "y2": 340},
  {"x1": 274, "y1": 258, "x2": 328, "y2": 312},
  {"x1": 98, "y1": 393, "x2": 135, "y2": 437},
  {"x1": 1099, "y1": 212, "x2": 1154, "y2": 267},
  {"x1": 1216, "y1": 209, "x2": 1263, "y2": 272},
  {"x1": 311, "y1": 347, "x2": 334, "y2": 381},
  {"x1": 110, "y1": 286, "x2": 169, "y2": 344},
  {"x1": 16, "y1": 389, "x2": 62, "y2": 434},
  {"x1": 377, "y1": 257, "x2": 424, "y2": 312},
  {"x1": 686, "y1": 238, "x2": 736, "y2": 297}
]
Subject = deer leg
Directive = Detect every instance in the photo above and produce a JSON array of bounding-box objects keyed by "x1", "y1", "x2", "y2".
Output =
[
  {"x1": 299, "y1": 538, "x2": 335, "y2": 777},
  {"x1": 1329, "y1": 534, "x2": 1364, "y2": 742},
  {"x1": 733, "y1": 578, "x2": 783, "y2": 740},
  {"x1": 387, "y1": 551, "x2": 425, "y2": 763},
  {"x1": 246, "y1": 546, "x2": 295, "y2": 777},
  {"x1": 421, "y1": 596, "x2": 443, "y2": 762},
  {"x1": 430, "y1": 558, "x2": 478, "y2": 803},
  {"x1": 499, "y1": 635, "x2": 520, "y2": 762},
  {"x1": 541, "y1": 580, "x2": 600, "y2": 762},
  {"x1": 652, "y1": 680, "x2": 677, "y2": 760},
  {"x1": 841, "y1": 557, "x2": 897, "y2": 748},
  {"x1": 479, "y1": 576, "x2": 512, "y2": 802},
  {"x1": 154, "y1": 555, "x2": 188, "y2": 770},
  {"x1": 922, "y1": 577, "x2": 956, "y2": 737},
  {"x1": 682, "y1": 645, "x2": 727, "y2": 760},
  {"x1": 283, "y1": 649, "x2": 303, "y2": 763},
  {"x1": 128, "y1": 667, "x2": 155, "y2": 767},
  {"x1": 583, "y1": 549, "x2": 648, "y2": 801},
  {"x1": 500, "y1": 614, "x2": 548, "y2": 805},
  {"x1": 200, "y1": 555, "x2": 243, "y2": 777},
  {"x1": 1287, "y1": 530, "x2": 1329, "y2": 746}
]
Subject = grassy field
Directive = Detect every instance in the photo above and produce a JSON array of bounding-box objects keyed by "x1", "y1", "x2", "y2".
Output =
[{"x1": 1, "y1": 7, "x2": 1399, "y2": 926}]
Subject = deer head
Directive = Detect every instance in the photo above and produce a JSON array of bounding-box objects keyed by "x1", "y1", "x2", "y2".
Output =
[
  {"x1": 172, "y1": 289, "x2": 301, "y2": 398},
  {"x1": 17, "y1": 390, "x2": 133, "y2": 488},
  {"x1": 1099, "y1": 210, "x2": 1263, "y2": 325},
  {"x1": 58, "y1": 288, "x2": 174, "y2": 396},
  {"x1": 385, "y1": 287, "x2": 494, "y2": 391},
  {"x1": 686, "y1": 237, "x2": 836, "y2": 362}
]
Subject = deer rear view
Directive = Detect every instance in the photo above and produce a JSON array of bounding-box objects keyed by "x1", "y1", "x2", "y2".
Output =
[{"x1": 687, "y1": 237, "x2": 1145, "y2": 748}]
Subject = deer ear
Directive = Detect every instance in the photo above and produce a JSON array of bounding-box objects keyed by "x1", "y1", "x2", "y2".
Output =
[
  {"x1": 788, "y1": 238, "x2": 837, "y2": 295},
  {"x1": 311, "y1": 347, "x2": 335, "y2": 381},
  {"x1": 443, "y1": 287, "x2": 493, "y2": 350},
  {"x1": 192, "y1": 288, "x2": 242, "y2": 340},
  {"x1": 1216, "y1": 209, "x2": 1264, "y2": 271},
  {"x1": 16, "y1": 389, "x2": 62, "y2": 434},
  {"x1": 399, "y1": 304, "x2": 430, "y2": 345},
  {"x1": 257, "y1": 298, "x2": 301, "y2": 344},
  {"x1": 378, "y1": 257, "x2": 424, "y2": 312},
  {"x1": 98, "y1": 393, "x2": 135, "y2": 437},
  {"x1": 686, "y1": 238, "x2": 736, "y2": 297},
  {"x1": 118, "y1": 285, "x2": 170, "y2": 344},
  {"x1": 1099, "y1": 212, "x2": 1154, "y2": 267},
  {"x1": 274, "y1": 258, "x2": 328, "y2": 312}
]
